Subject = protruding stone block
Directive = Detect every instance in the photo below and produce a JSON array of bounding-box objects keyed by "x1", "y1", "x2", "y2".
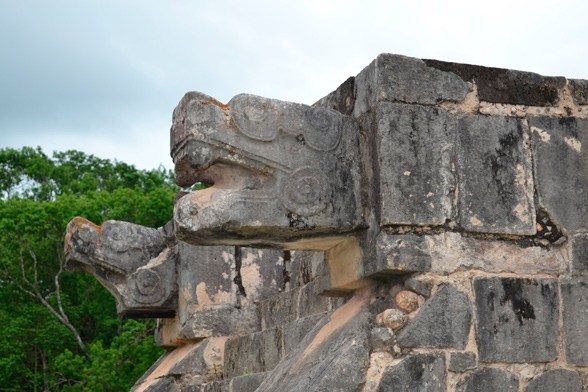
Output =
[
  {"x1": 457, "y1": 114, "x2": 535, "y2": 234},
  {"x1": 456, "y1": 368, "x2": 518, "y2": 392},
  {"x1": 367, "y1": 233, "x2": 432, "y2": 276},
  {"x1": 424, "y1": 59, "x2": 565, "y2": 106},
  {"x1": 171, "y1": 91, "x2": 363, "y2": 247},
  {"x1": 64, "y1": 218, "x2": 177, "y2": 318},
  {"x1": 354, "y1": 53, "x2": 469, "y2": 117},
  {"x1": 525, "y1": 369, "x2": 582, "y2": 392},
  {"x1": 396, "y1": 284, "x2": 471, "y2": 349},
  {"x1": 375, "y1": 103, "x2": 456, "y2": 226},
  {"x1": 530, "y1": 116, "x2": 588, "y2": 233},
  {"x1": 474, "y1": 277, "x2": 558, "y2": 362},
  {"x1": 561, "y1": 278, "x2": 588, "y2": 365},
  {"x1": 376, "y1": 354, "x2": 446, "y2": 392}
]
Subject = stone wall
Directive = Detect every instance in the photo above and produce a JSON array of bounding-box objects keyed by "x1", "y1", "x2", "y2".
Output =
[{"x1": 65, "y1": 53, "x2": 588, "y2": 391}]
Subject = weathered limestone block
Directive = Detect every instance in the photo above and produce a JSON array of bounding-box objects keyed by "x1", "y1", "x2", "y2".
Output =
[
  {"x1": 375, "y1": 353, "x2": 446, "y2": 392},
  {"x1": 282, "y1": 312, "x2": 330, "y2": 355},
  {"x1": 396, "y1": 284, "x2": 471, "y2": 349},
  {"x1": 473, "y1": 277, "x2": 559, "y2": 362},
  {"x1": 456, "y1": 368, "x2": 519, "y2": 392},
  {"x1": 313, "y1": 76, "x2": 355, "y2": 116},
  {"x1": 223, "y1": 328, "x2": 283, "y2": 378},
  {"x1": 366, "y1": 233, "x2": 432, "y2": 276},
  {"x1": 353, "y1": 53, "x2": 470, "y2": 117},
  {"x1": 256, "y1": 293, "x2": 371, "y2": 392},
  {"x1": 174, "y1": 244, "x2": 259, "y2": 341},
  {"x1": 64, "y1": 218, "x2": 177, "y2": 318},
  {"x1": 448, "y1": 352, "x2": 477, "y2": 373},
  {"x1": 561, "y1": 278, "x2": 588, "y2": 365},
  {"x1": 424, "y1": 59, "x2": 566, "y2": 106},
  {"x1": 258, "y1": 287, "x2": 299, "y2": 330},
  {"x1": 375, "y1": 103, "x2": 456, "y2": 226},
  {"x1": 238, "y1": 247, "x2": 285, "y2": 304},
  {"x1": 425, "y1": 232, "x2": 563, "y2": 274},
  {"x1": 171, "y1": 92, "x2": 364, "y2": 246},
  {"x1": 530, "y1": 116, "x2": 588, "y2": 233},
  {"x1": 228, "y1": 372, "x2": 269, "y2": 392},
  {"x1": 569, "y1": 79, "x2": 588, "y2": 105},
  {"x1": 525, "y1": 369, "x2": 582, "y2": 392},
  {"x1": 457, "y1": 114, "x2": 535, "y2": 234},
  {"x1": 132, "y1": 338, "x2": 226, "y2": 392},
  {"x1": 568, "y1": 233, "x2": 588, "y2": 274},
  {"x1": 286, "y1": 250, "x2": 327, "y2": 290}
]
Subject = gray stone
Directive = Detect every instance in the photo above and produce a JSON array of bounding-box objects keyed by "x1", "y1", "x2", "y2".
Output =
[
  {"x1": 424, "y1": 59, "x2": 566, "y2": 106},
  {"x1": 239, "y1": 247, "x2": 285, "y2": 303},
  {"x1": 370, "y1": 327, "x2": 394, "y2": 352},
  {"x1": 64, "y1": 218, "x2": 177, "y2": 318},
  {"x1": 229, "y1": 372, "x2": 269, "y2": 392},
  {"x1": 257, "y1": 298, "x2": 371, "y2": 392},
  {"x1": 367, "y1": 233, "x2": 432, "y2": 276},
  {"x1": 457, "y1": 114, "x2": 535, "y2": 235},
  {"x1": 530, "y1": 116, "x2": 588, "y2": 233},
  {"x1": 178, "y1": 243, "x2": 236, "y2": 314},
  {"x1": 396, "y1": 284, "x2": 471, "y2": 349},
  {"x1": 259, "y1": 287, "x2": 298, "y2": 330},
  {"x1": 183, "y1": 304, "x2": 260, "y2": 339},
  {"x1": 376, "y1": 353, "x2": 446, "y2": 392},
  {"x1": 282, "y1": 312, "x2": 330, "y2": 355},
  {"x1": 448, "y1": 352, "x2": 476, "y2": 373},
  {"x1": 168, "y1": 341, "x2": 208, "y2": 376},
  {"x1": 298, "y1": 280, "x2": 331, "y2": 318},
  {"x1": 569, "y1": 79, "x2": 588, "y2": 105},
  {"x1": 474, "y1": 277, "x2": 558, "y2": 362},
  {"x1": 561, "y1": 278, "x2": 588, "y2": 365},
  {"x1": 375, "y1": 103, "x2": 457, "y2": 226},
  {"x1": 404, "y1": 277, "x2": 432, "y2": 297},
  {"x1": 140, "y1": 377, "x2": 180, "y2": 392},
  {"x1": 287, "y1": 250, "x2": 327, "y2": 289},
  {"x1": 314, "y1": 76, "x2": 356, "y2": 116},
  {"x1": 171, "y1": 91, "x2": 364, "y2": 246},
  {"x1": 569, "y1": 234, "x2": 588, "y2": 274},
  {"x1": 456, "y1": 368, "x2": 518, "y2": 392},
  {"x1": 525, "y1": 369, "x2": 582, "y2": 392},
  {"x1": 223, "y1": 328, "x2": 283, "y2": 378},
  {"x1": 184, "y1": 381, "x2": 229, "y2": 392},
  {"x1": 354, "y1": 53, "x2": 469, "y2": 116}
]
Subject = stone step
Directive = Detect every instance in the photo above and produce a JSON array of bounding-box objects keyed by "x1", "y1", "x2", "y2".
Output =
[
  {"x1": 259, "y1": 279, "x2": 346, "y2": 330},
  {"x1": 223, "y1": 310, "x2": 333, "y2": 379}
]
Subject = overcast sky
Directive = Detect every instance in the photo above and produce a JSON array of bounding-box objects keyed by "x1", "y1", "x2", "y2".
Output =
[{"x1": 1, "y1": 0, "x2": 587, "y2": 170}]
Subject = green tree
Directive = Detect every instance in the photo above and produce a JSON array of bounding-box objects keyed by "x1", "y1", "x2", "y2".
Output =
[{"x1": 0, "y1": 147, "x2": 176, "y2": 391}]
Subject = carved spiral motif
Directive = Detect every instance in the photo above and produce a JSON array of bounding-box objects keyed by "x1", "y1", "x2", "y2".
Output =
[
  {"x1": 304, "y1": 107, "x2": 342, "y2": 151},
  {"x1": 231, "y1": 95, "x2": 279, "y2": 141},
  {"x1": 130, "y1": 270, "x2": 165, "y2": 304},
  {"x1": 282, "y1": 167, "x2": 329, "y2": 216}
]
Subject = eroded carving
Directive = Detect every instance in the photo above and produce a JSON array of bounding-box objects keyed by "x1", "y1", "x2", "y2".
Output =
[
  {"x1": 170, "y1": 91, "x2": 362, "y2": 245},
  {"x1": 64, "y1": 217, "x2": 177, "y2": 318}
]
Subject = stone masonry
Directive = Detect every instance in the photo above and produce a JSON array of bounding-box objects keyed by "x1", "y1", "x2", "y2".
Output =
[{"x1": 64, "y1": 53, "x2": 588, "y2": 391}]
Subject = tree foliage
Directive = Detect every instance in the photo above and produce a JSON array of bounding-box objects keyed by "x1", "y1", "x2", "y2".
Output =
[{"x1": 0, "y1": 147, "x2": 176, "y2": 391}]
